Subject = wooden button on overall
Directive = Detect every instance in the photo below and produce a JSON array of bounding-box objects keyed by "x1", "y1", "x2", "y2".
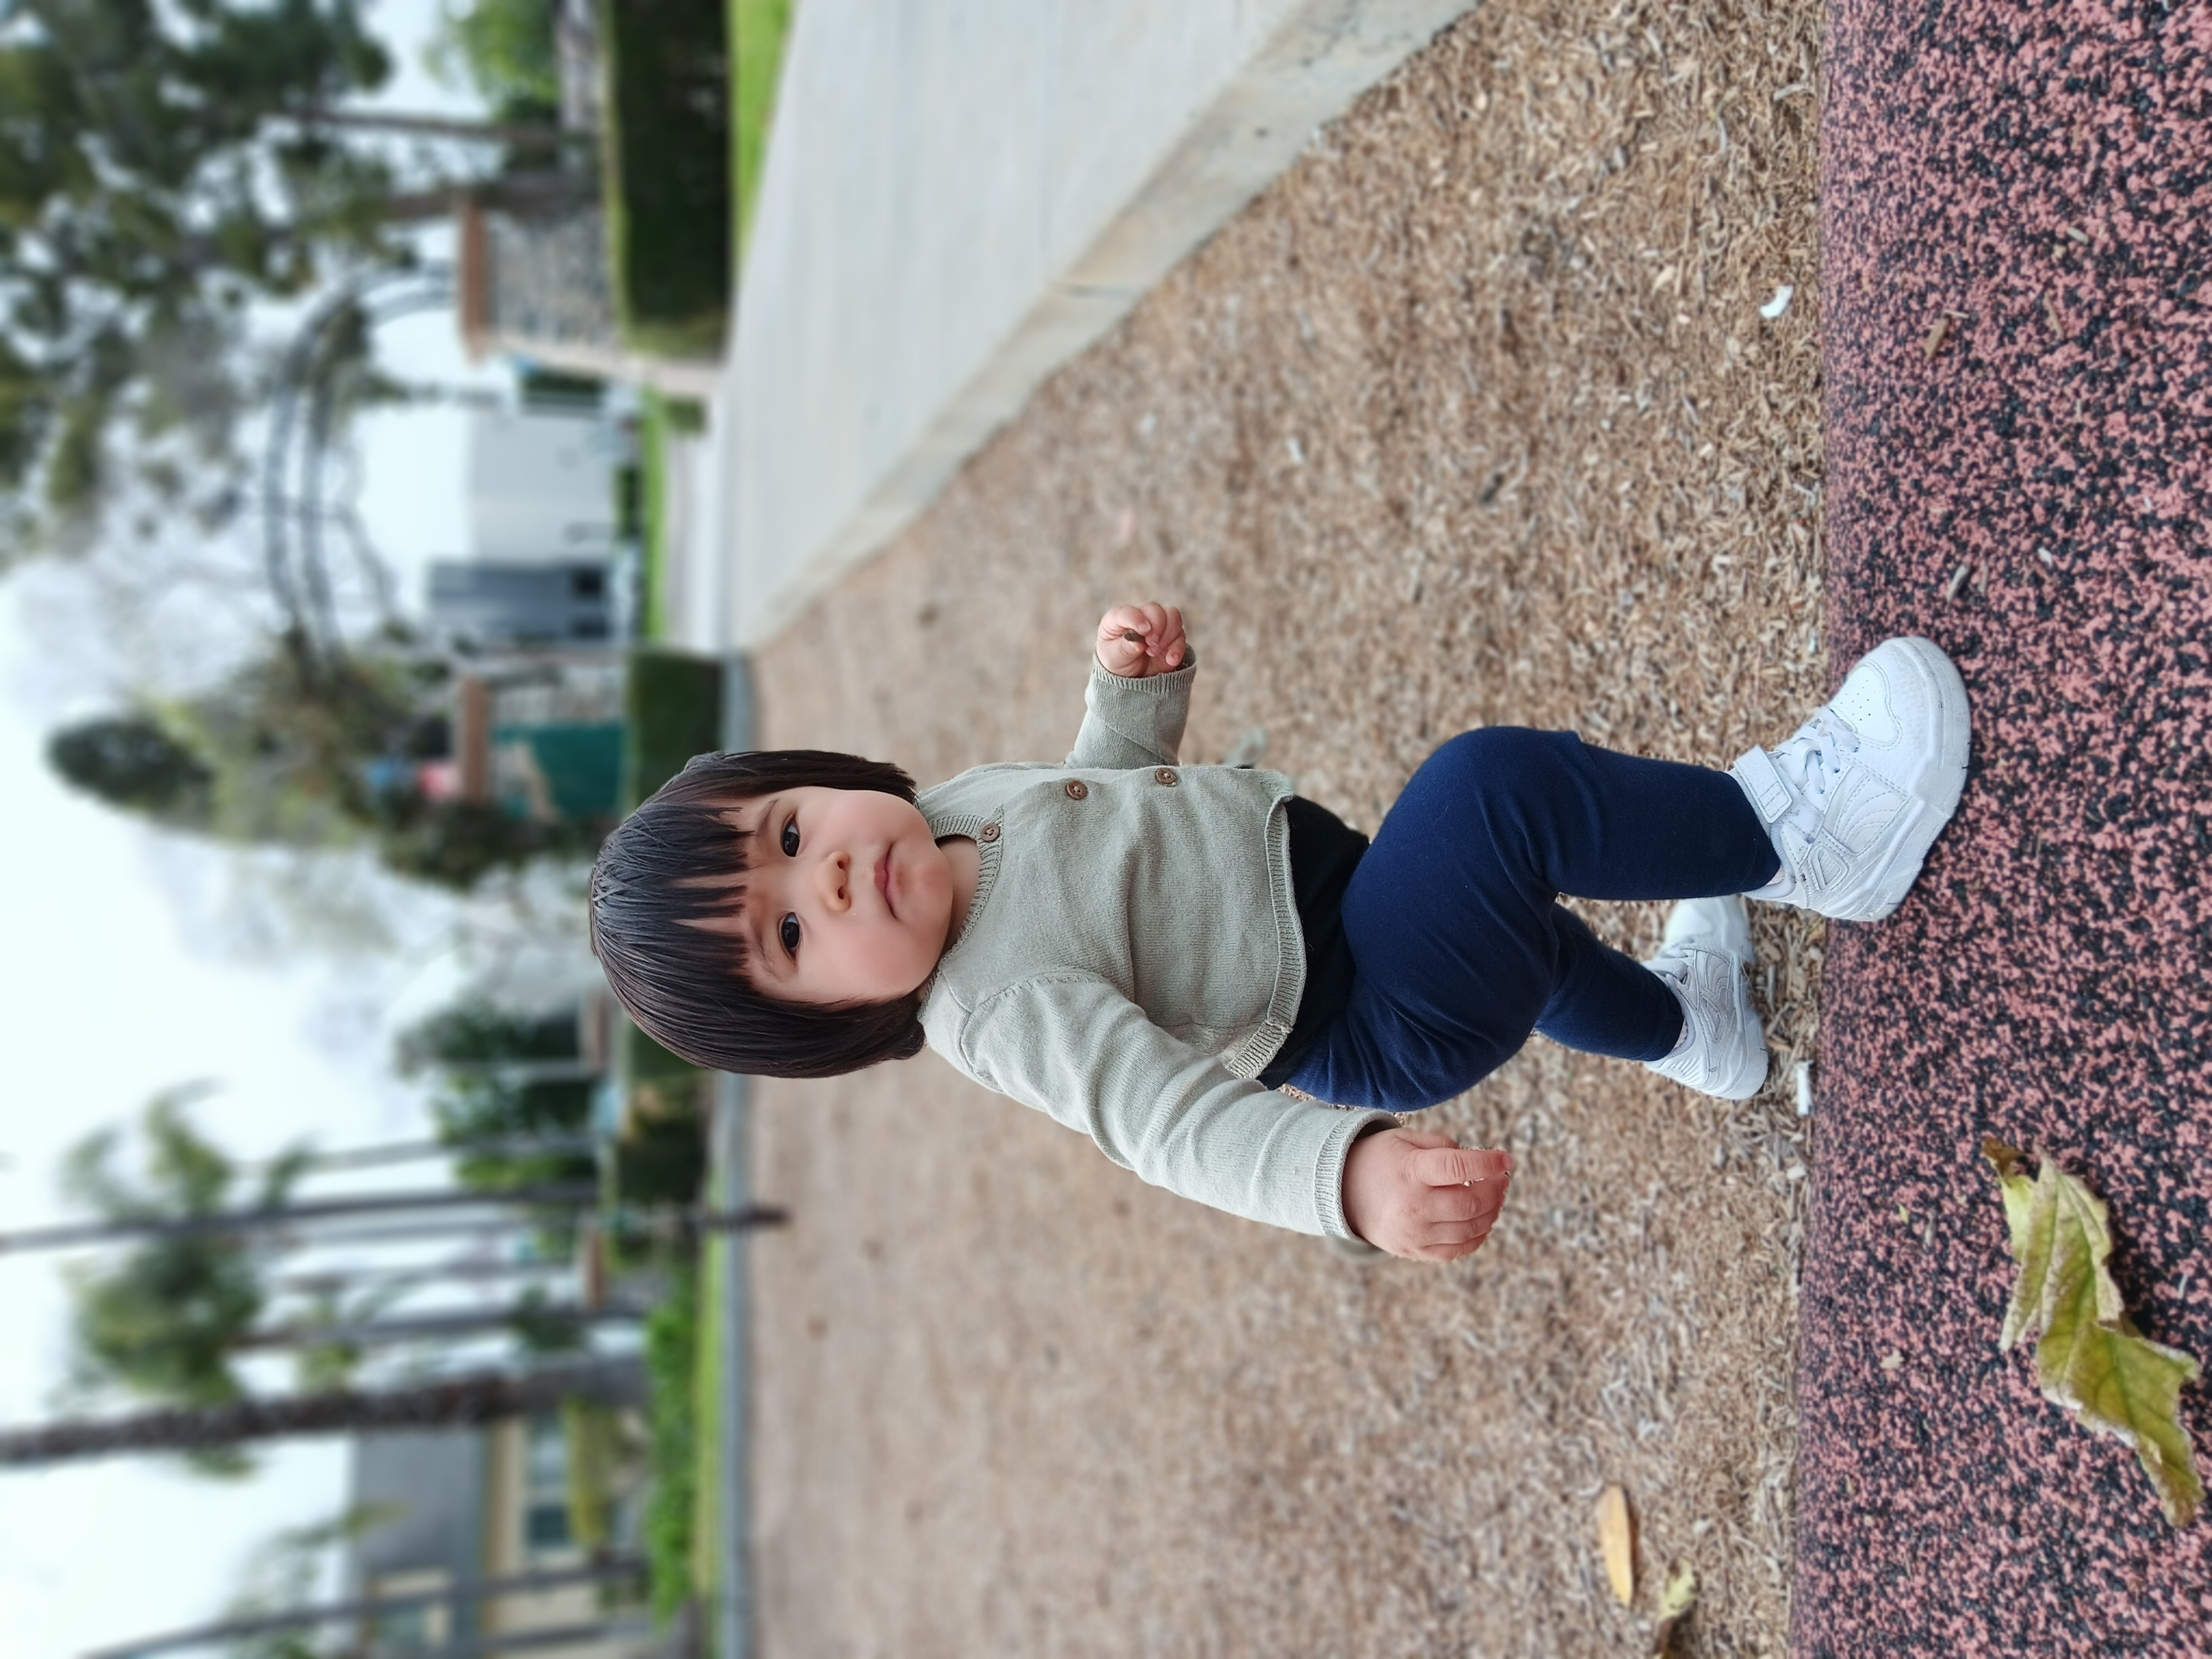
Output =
[
  {"x1": 977, "y1": 822, "x2": 1000, "y2": 842},
  {"x1": 1154, "y1": 767, "x2": 1179, "y2": 785},
  {"x1": 1063, "y1": 780, "x2": 1088, "y2": 800}
]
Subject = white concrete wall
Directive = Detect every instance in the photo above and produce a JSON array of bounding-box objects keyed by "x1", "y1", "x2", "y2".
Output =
[
  {"x1": 468, "y1": 410, "x2": 625, "y2": 562},
  {"x1": 724, "y1": 0, "x2": 1477, "y2": 647}
]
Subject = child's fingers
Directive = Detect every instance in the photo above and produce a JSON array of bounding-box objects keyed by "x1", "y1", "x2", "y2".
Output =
[
  {"x1": 1153, "y1": 607, "x2": 1187, "y2": 668},
  {"x1": 1422, "y1": 1179, "x2": 1509, "y2": 1228},
  {"x1": 1395, "y1": 1128, "x2": 1461, "y2": 1149},
  {"x1": 1113, "y1": 601, "x2": 1167, "y2": 643},
  {"x1": 1416, "y1": 1229, "x2": 1494, "y2": 1262},
  {"x1": 1128, "y1": 604, "x2": 1183, "y2": 667},
  {"x1": 1095, "y1": 611, "x2": 1149, "y2": 672},
  {"x1": 1097, "y1": 605, "x2": 1148, "y2": 647},
  {"x1": 1420, "y1": 1210, "x2": 1497, "y2": 1246},
  {"x1": 1408, "y1": 1145, "x2": 1514, "y2": 1187}
]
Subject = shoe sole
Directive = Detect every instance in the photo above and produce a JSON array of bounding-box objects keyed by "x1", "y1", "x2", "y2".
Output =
[{"x1": 1841, "y1": 636, "x2": 1971, "y2": 921}]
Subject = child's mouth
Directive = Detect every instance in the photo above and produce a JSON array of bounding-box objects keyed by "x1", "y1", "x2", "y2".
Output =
[{"x1": 876, "y1": 851, "x2": 895, "y2": 915}]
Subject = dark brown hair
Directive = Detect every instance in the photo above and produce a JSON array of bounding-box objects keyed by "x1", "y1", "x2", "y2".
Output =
[{"x1": 588, "y1": 749, "x2": 929, "y2": 1078}]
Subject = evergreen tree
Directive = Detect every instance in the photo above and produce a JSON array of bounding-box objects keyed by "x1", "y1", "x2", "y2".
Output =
[
  {"x1": 0, "y1": 1357, "x2": 646, "y2": 1470},
  {"x1": 41, "y1": 638, "x2": 600, "y2": 890},
  {"x1": 44, "y1": 714, "x2": 216, "y2": 824}
]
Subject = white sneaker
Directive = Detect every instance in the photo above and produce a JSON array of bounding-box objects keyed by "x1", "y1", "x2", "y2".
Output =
[
  {"x1": 1643, "y1": 896, "x2": 1768, "y2": 1101},
  {"x1": 1731, "y1": 636, "x2": 1971, "y2": 922}
]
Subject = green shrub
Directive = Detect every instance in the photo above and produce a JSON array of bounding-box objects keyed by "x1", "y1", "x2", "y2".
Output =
[
  {"x1": 599, "y1": 0, "x2": 730, "y2": 358},
  {"x1": 619, "y1": 1017, "x2": 705, "y2": 1088},
  {"x1": 560, "y1": 1399, "x2": 621, "y2": 1553},
  {"x1": 621, "y1": 649, "x2": 724, "y2": 811},
  {"x1": 615, "y1": 462, "x2": 644, "y2": 541},
  {"x1": 642, "y1": 1261, "x2": 701, "y2": 1620},
  {"x1": 614, "y1": 1105, "x2": 707, "y2": 1208}
]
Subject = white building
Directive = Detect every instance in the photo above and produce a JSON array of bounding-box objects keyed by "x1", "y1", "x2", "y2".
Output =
[
  {"x1": 468, "y1": 410, "x2": 630, "y2": 564},
  {"x1": 344, "y1": 1418, "x2": 660, "y2": 1658}
]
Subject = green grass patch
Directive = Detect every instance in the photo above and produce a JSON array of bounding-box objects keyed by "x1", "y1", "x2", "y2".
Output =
[
  {"x1": 599, "y1": 0, "x2": 732, "y2": 359},
  {"x1": 637, "y1": 396, "x2": 670, "y2": 641},
  {"x1": 733, "y1": 0, "x2": 794, "y2": 262},
  {"x1": 621, "y1": 648, "x2": 725, "y2": 811},
  {"x1": 632, "y1": 392, "x2": 710, "y2": 647},
  {"x1": 643, "y1": 1258, "x2": 701, "y2": 1621},
  {"x1": 694, "y1": 1224, "x2": 729, "y2": 1608}
]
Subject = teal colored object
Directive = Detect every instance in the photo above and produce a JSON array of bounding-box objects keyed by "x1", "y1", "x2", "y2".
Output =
[{"x1": 493, "y1": 723, "x2": 625, "y2": 820}]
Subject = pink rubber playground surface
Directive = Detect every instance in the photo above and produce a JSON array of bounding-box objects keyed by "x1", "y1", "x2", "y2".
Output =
[{"x1": 1797, "y1": 0, "x2": 2212, "y2": 1651}]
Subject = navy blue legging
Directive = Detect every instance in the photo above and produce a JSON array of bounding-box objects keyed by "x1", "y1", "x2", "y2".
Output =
[{"x1": 1285, "y1": 728, "x2": 1782, "y2": 1112}]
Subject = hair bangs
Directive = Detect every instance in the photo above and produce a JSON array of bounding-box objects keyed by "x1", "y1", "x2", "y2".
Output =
[{"x1": 588, "y1": 747, "x2": 929, "y2": 1078}]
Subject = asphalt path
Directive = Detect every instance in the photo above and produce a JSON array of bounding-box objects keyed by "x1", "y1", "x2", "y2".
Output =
[{"x1": 1797, "y1": 0, "x2": 2211, "y2": 1650}]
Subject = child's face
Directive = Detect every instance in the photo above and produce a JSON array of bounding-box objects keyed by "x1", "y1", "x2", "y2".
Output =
[{"x1": 696, "y1": 787, "x2": 955, "y2": 1006}]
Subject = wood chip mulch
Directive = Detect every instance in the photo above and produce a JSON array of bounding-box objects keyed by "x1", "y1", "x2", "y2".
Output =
[{"x1": 745, "y1": 0, "x2": 1827, "y2": 1651}]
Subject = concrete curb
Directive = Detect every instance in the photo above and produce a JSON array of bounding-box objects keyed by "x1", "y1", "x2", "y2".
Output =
[{"x1": 710, "y1": 674, "x2": 756, "y2": 1659}]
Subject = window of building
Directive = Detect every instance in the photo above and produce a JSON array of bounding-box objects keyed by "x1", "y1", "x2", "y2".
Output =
[
  {"x1": 365, "y1": 1571, "x2": 451, "y2": 1653},
  {"x1": 522, "y1": 1413, "x2": 573, "y2": 1555}
]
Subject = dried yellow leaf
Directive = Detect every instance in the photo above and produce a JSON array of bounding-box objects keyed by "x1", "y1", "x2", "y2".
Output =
[
  {"x1": 1982, "y1": 1141, "x2": 2205, "y2": 1527},
  {"x1": 1596, "y1": 1483, "x2": 1634, "y2": 1604},
  {"x1": 1652, "y1": 1563, "x2": 1698, "y2": 1655}
]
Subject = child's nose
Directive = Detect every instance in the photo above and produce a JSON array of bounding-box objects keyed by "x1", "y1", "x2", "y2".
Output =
[{"x1": 816, "y1": 850, "x2": 852, "y2": 911}]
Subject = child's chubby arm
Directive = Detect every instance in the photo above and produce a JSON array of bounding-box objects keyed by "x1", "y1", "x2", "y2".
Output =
[
  {"x1": 955, "y1": 974, "x2": 1398, "y2": 1243},
  {"x1": 1342, "y1": 1127, "x2": 1515, "y2": 1263},
  {"x1": 1067, "y1": 601, "x2": 1197, "y2": 769}
]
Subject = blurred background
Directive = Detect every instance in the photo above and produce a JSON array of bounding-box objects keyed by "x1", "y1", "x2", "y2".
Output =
[{"x1": 0, "y1": 0, "x2": 772, "y2": 1653}]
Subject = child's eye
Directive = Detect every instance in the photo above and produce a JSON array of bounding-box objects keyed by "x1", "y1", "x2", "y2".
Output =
[
  {"x1": 780, "y1": 819, "x2": 800, "y2": 857},
  {"x1": 779, "y1": 914, "x2": 801, "y2": 956}
]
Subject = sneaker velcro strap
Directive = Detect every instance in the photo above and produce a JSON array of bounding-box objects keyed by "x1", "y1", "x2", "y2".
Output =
[{"x1": 1732, "y1": 746, "x2": 1793, "y2": 823}]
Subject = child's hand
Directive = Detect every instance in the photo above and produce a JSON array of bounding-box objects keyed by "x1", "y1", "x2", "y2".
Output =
[
  {"x1": 1342, "y1": 1128, "x2": 1514, "y2": 1263},
  {"x1": 1094, "y1": 602, "x2": 1187, "y2": 678}
]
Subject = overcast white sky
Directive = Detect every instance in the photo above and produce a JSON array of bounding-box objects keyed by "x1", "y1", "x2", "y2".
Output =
[{"x1": 0, "y1": 2, "x2": 548, "y2": 1652}]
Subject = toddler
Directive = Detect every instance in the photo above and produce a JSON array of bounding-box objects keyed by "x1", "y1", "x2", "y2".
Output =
[{"x1": 590, "y1": 603, "x2": 1968, "y2": 1261}]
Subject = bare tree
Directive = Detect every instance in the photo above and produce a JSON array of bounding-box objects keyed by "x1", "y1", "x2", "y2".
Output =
[
  {"x1": 0, "y1": 1183, "x2": 600, "y2": 1257},
  {"x1": 86, "y1": 1557, "x2": 647, "y2": 1659},
  {"x1": 233, "y1": 1299, "x2": 644, "y2": 1355},
  {"x1": 0, "y1": 1357, "x2": 644, "y2": 1471}
]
